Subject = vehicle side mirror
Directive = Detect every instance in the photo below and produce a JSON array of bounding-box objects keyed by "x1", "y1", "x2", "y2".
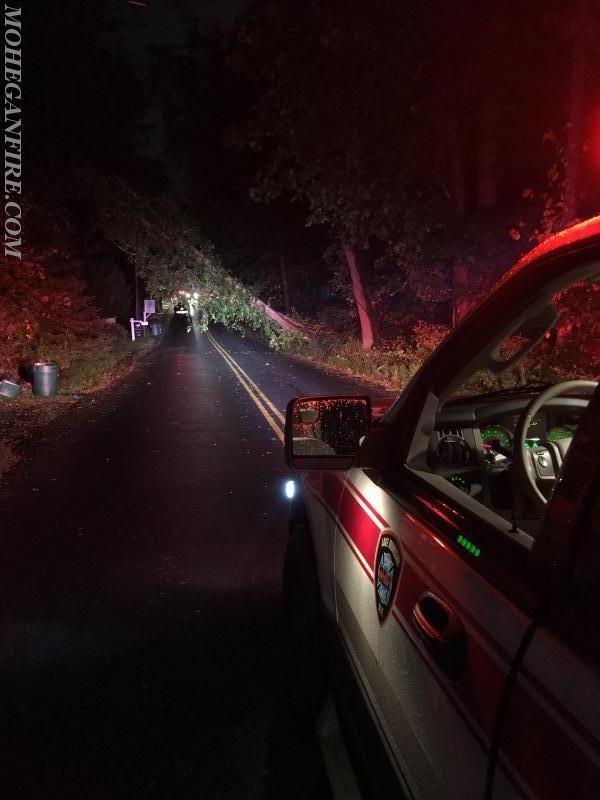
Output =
[{"x1": 285, "y1": 396, "x2": 371, "y2": 469}]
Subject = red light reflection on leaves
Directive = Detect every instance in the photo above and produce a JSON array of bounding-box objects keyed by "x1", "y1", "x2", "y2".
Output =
[{"x1": 594, "y1": 112, "x2": 600, "y2": 169}]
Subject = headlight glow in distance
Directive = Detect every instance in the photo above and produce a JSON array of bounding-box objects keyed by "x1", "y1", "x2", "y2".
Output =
[{"x1": 285, "y1": 480, "x2": 296, "y2": 499}]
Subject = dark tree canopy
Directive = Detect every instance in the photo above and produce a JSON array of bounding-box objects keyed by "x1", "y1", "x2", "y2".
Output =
[{"x1": 13, "y1": 0, "x2": 600, "y2": 354}]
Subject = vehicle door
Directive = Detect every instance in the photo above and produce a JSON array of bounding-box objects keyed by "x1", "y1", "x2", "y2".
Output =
[
  {"x1": 335, "y1": 457, "x2": 539, "y2": 800},
  {"x1": 333, "y1": 312, "x2": 553, "y2": 797},
  {"x1": 333, "y1": 231, "x2": 600, "y2": 798},
  {"x1": 493, "y1": 388, "x2": 600, "y2": 799}
]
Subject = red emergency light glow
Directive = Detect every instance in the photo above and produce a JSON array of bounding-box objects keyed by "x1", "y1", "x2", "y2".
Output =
[{"x1": 594, "y1": 112, "x2": 600, "y2": 168}]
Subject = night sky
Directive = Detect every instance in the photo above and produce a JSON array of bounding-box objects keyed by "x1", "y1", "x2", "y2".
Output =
[
  {"x1": 199, "y1": 0, "x2": 245, "y2": 24},
  {"x1": 126, "y1": 0, "x2": 245, "y2": 52}
]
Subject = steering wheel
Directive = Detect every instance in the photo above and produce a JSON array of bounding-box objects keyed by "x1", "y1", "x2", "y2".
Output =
[{"x1": 514, "y1": 380, "x2": 598, "y2": 508}]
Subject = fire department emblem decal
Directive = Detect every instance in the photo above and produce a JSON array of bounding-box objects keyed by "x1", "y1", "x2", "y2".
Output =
[{"x1": 375, "y1": 533, "x2": 401, "y2": 622}]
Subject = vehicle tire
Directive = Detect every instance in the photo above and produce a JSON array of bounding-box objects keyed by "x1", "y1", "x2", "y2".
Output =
[{"x1": 283, "y1": 520, "x2": 328, "y2": 722}]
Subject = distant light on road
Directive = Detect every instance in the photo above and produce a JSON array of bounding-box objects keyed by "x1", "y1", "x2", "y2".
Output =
[{"x1": 285, "y1": 480, "x2": 296, "y2": 499}]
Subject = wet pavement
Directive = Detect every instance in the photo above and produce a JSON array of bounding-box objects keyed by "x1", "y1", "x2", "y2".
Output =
[{"x1": 0, "y1": 319, "x2": 396, "y2": 799}]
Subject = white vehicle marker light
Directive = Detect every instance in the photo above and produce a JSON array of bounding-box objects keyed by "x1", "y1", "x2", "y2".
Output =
[{"x1": 285, "y1": 480, "x2": 296, "y2": 499}]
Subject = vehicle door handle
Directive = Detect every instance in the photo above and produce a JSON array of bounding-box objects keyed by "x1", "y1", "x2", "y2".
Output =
[{"x1": 412, "y1": 592, "x2": 467, "y2": 681}]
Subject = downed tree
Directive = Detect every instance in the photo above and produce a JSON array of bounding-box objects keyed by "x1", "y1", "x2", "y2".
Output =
[{"x1": 79, "y1": 168, "x2": 304, "y2": 340}]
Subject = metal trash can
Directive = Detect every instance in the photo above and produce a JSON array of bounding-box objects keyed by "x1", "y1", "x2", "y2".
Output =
[
  {"x1": 0, "y1": 379, "x2": 20, "y2": 400},
  {"x1": 150, "y1": 323, "x2": 162, "y2": 337},
  {"x1": 33, "y1": 362, "x2": 59, "y2": 397}
]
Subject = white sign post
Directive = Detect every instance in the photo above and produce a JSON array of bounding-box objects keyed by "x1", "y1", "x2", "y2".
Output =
[
  {"x1": 143, "y1": 299, "x2": 156, "y2": 322},
  {"x1": 129, "y1": 318, "x2": 148, "y2": 341}
]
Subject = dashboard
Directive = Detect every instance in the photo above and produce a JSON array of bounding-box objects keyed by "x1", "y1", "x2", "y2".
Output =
[{"x1": 428, "y1": 393, "x2": 588, "y2": 515}]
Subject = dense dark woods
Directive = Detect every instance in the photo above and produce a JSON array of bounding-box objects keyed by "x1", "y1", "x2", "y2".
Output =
[
  {"x1": 226, "y1": 0, "x2": 600, "y2": 344},
  {"x1": 4, "y1": 0, "x2": 600, "y2": 376}
]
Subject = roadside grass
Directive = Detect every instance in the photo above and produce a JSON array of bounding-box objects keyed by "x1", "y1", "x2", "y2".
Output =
[
  {"x1": 0, "y1": 333, "x2": 157, "y2": 476},
  {"x1": 286, "y1": 321, "x2": 450, "y2": 392},
  {"x1": 294, "y1": 336, "x2": 412, "y2": 390},
  {"x1": 60, "y1": 336, "x2": 156, "y2": 393},
  {"x1": 274, "y1": 319, "x2": 598, "y2": 395}
]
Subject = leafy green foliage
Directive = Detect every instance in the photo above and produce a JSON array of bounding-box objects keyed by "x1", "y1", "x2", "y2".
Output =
[
  {"x1": 79, "y1": 169, "x2": 217, "y2": 299},
  {"x1": 77, "y1": 167, "x2": 300, "y2": 348},
  {"x1": 200, "y1": 273, "x2": 302, "y2": 350}
]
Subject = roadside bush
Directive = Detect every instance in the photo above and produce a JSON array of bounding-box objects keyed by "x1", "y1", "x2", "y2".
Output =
[
  {"x1": 0, "y1": 253, "x2": 100, "y2": 375},
  {"x1": 409, "y1": 320, "x2": 450, "y2": 363},
  {"x1": 286, "y1": 315, "x2": 451, "y2": 389}
]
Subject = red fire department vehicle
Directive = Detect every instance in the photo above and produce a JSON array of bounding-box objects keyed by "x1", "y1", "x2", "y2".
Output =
[{"x1": 284, "y1": 217, "x2": 600, "y2": 799}]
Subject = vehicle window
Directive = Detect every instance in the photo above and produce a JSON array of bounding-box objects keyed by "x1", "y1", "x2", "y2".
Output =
[
  {"x1": 458, "y1": 279, "x2": 600, "y2": 396},
  {"x1": 408, "y1": 273, "x2": 599, "y2": 543}
]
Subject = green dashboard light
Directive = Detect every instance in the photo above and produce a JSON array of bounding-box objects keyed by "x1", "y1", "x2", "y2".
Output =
[
  {"x1": 448, "y1": 474, "x2": 470, "y2": 494},
  {"x1": 456, "y1": 534, "x2": 481, "y2": 558},
  {"x1": 547, "y1": 426, "x2": 574, "y2": 442}
]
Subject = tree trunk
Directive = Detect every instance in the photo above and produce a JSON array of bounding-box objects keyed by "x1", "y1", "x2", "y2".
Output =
[
  {"x1": 253, "y1": 299, "x2": 304, "y2": 333},
  {"x1": 562, "y1": 0, "x2": 589, "y2": 225},
  {"x1": 280, "y1": 254, "x2": 291, "y2": 314},
  {"x1": 341, "y1": 239, "x2": 375, "y2": 350},
  {"x1": 134, "y1": 262, "x2": 140, "y2": 319}
]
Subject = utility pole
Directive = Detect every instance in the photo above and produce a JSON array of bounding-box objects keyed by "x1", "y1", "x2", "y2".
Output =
[{"x1": 134, "y1": 262, "x2": 140, "y2": 320}]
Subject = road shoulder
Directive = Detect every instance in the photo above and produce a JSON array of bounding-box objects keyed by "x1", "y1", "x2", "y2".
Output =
[{"x1": 0, "y1": 344, "x2": 156, "y2": 478}]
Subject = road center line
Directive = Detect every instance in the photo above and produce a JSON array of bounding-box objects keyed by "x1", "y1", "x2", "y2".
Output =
[
  {"x1": 206, "y1": 330, "x2": 285, "y2": 443},
  {"x1": 207, "y1": 332, "x2": 286, "y2": 425}
]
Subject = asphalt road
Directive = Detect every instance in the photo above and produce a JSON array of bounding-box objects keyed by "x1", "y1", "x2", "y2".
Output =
[{"x1": 0, "y1": 317, "x2": 395, "y2": 800}]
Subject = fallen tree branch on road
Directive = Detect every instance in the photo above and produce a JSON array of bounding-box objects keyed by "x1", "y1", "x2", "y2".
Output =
[{"x1": 81, "y1": 169, "x2": 306, "y2": 342}]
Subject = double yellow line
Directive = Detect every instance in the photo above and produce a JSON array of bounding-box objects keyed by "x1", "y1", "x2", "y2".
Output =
[{"x1": 206, "y1": 330, "x2": 285, "y2": 443}]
